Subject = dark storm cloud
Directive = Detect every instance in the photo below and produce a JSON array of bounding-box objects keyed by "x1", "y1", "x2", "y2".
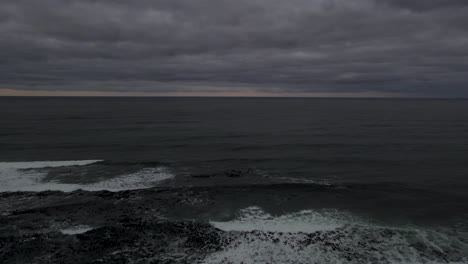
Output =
[
  {"x1": 384, "y1": 0, "x2": 468, "y2": 11},
  {"x1": 0, "y1": 0, "x2": 467, "y2": 96}
]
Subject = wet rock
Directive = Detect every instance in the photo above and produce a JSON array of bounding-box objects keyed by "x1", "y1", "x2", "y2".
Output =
[
  {"x1": 225, "y1": 168, "x2": 253, "y2": 178},
  {"x1": 191, "y1": 174, "x2": 214, "y2": 179}
]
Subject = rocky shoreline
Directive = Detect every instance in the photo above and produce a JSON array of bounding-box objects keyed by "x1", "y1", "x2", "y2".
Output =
[
  {"x1": 0, "y1": 187, "x2": 226, "y2": 263},
  {"x1": 2, "y1": 185, "x2": 468, "y2": 263}
]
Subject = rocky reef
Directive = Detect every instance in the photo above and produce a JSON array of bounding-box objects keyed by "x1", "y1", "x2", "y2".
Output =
[{"x1": 1, "y1": 185, "x2": 468, "y2": 264}]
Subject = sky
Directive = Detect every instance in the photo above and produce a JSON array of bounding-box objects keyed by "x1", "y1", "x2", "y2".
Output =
[{"x1": 0, "y1": 0, "x2": 467, "y2": 97}]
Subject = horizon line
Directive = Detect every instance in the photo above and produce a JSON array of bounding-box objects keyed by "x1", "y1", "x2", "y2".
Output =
[
  {"x1": 0, "y1": 88, "x2": 465, "y2": 99},
  {"x1": 1, "y1": 95, "x2": 466, "y2": 100}
]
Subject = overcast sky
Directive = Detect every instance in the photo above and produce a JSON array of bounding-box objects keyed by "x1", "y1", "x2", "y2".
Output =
[{"x1": 1, "y1": 0, "x2": 467, "y2": 97}]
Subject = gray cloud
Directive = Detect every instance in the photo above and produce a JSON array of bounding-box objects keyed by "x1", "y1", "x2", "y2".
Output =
[{"x1": 0, "y1": 0, "x2": 467, "y2": 96}]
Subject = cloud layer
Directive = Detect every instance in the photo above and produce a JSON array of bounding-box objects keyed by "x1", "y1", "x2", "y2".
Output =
[{"x1": 1, "y1": 0, "x2": 467, "y2": 96}]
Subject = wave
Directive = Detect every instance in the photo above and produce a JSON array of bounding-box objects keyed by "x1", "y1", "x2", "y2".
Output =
[
  {"x1": 210, "y1": 206, "x2": 359, "y2": 233},
  {"x1": 205, "y1": 207, "x2": 468, "y2": 264},
  {"x1": 60, "y1": 225, "x2": 95, "y2": 235},
  {"x1": 0, "y1": 160, "x2": 102, "y2": 170},
  {"x1": 0, "y1": 160, "x2": 174, "y2": 192}
]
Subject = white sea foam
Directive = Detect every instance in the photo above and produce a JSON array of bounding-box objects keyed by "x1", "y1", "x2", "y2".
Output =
[
  {"x1": 81, "y1": 167, "x2": 174, "y2": 192},
  {"x1": 60, "y1": 225, "x2": 94, "y2": 235},
  {"x1": 210, "y1": 206, "x2": 358, "y2": 233},
  {"x1": 0, "y1": 160, "x2": 174, "y2": 192},
  {"x1": 205, "y1": 207, "x2": 468, "y2": 264},
  {"x1": 0, "y1": 160, "x2": 103, "y2": 170}
]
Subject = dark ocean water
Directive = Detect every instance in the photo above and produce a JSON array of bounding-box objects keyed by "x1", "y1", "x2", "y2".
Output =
[
  {"x1": 2, "y1": 97, "x2": 468, "y2": 183},
  {"x1": 1, "y1": 97, "x2": 468, "y2": 263}
]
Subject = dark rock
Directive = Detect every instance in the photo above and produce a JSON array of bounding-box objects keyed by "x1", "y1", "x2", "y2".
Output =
[{"x1": 191, "y1": 174, "x2": 214, "y2": 178}]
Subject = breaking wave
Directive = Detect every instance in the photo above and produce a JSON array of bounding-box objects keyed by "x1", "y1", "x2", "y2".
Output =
[
  {"x1": 205, "y1": 207, "x2": 468, "y2": 264},
  {"x1": 210, "y1": 206, "x2": 360, "y2": 233},
  {"x1": 60, "y1": 225, "x2": 95, "y2": 235},
  {"x1": 0, "y1": 160, "x2": 174, "y2": 192}
]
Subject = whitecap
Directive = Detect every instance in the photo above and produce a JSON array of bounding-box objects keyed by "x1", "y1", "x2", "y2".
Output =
[
  {"x1": 0, "y1": 160, "x2": 174, "y2": 192},
  {"x1": 205, "y1": 207, "x2": 468, "y2": 264},
  {"x1": 210, "y1": 206, "x2": 359, "y2": 233},
  {"x1": 60, "y1": 225, "x2": 94, "y2": 235},
  {"x1": 80, "y1": 167, "x2": 173, "y2": 192}
]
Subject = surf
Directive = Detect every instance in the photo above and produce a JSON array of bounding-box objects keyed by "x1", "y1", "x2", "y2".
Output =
[{"x1": 0, "y1": 160, "x2": 174, "y2": 192}]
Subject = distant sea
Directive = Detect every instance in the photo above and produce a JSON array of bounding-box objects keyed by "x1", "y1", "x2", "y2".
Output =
[{"x1": 1, "y1": 97, "x2": 468, "y2": 263}]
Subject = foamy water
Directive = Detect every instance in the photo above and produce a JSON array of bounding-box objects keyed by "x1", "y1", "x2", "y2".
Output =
[
  {"x1": 0, "y1": 160, "x2": 174, "y2": 192},
  {"x1": 205, "y1": 207, "x2": 468, "y2": 264},
  {"x1": 60, "y1": 225, "x2": 94, "y2": 235},
  {"x1": 210, "y1": 206, "x2": 359, "y2": 233}
]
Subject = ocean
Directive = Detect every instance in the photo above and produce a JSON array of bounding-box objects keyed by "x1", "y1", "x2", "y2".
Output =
[{"x1": 1, "y1": 97, "x2": 468, "y2": 263}]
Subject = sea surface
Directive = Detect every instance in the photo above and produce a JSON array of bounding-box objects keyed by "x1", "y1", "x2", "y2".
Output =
[{"x1": 1, "y1": 97, "x2": 468, "y2": 263}]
